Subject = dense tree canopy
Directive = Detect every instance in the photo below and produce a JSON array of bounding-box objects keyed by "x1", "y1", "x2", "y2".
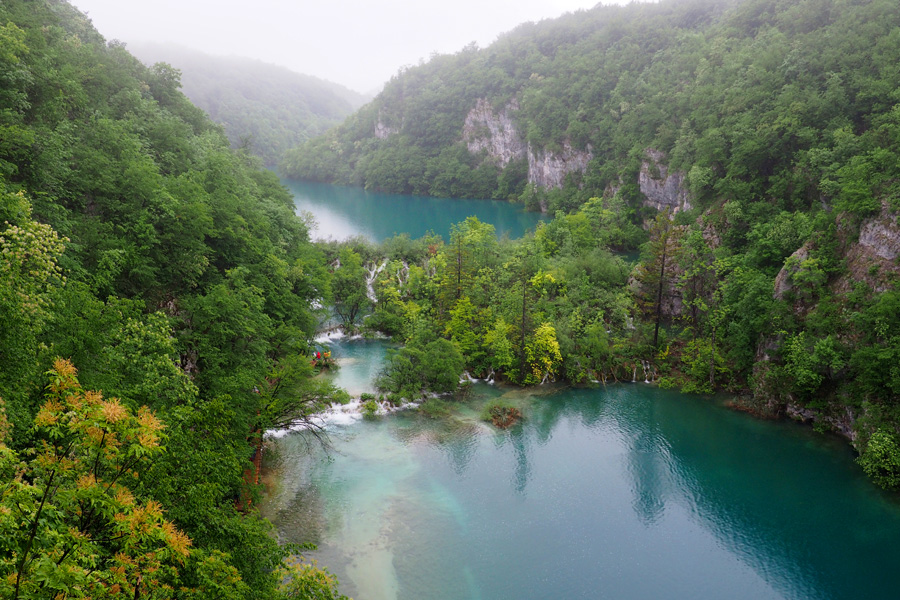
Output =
[
  {"x1": 128, "y1": 43, "x2": 368, "y2": 167},
  {"x1": 293, "y1": 0, "x2": 900, "y2": 490},
  {"x1": 0, "y1": 0, "x2": 345, "y2": 596}
]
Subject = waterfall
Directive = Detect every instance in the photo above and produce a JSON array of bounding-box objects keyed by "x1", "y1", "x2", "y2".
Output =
[
  {"x1": 460, "y1": 370, "x2": 477, "y2": 383},
  {"x1": 641, "y1": 360, "x2": 651, "y2": 383},
  {"x1": 397, "y1": 260, "x2": 409, "y2": 285},
  {"x1": 365, "y1": 259, "x2": 388, "y2": 303},
  {"x1": 632, "y1": 364, "x2": 638, "y2": 383}
]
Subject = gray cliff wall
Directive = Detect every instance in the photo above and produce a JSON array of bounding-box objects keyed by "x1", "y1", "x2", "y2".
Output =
[
  {"x1": 639, "y1": 149, "x2": 692, "y2": 214},
  {"x1": 462, "y1": 98, "x2": 593, "y2": 191},
  {"x1": 462, "y1": 99, "x2": 527, "y2": 166}
]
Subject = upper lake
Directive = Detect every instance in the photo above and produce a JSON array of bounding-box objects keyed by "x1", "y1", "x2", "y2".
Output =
[{"x1": 284, "y1": 179, "x2": 546, "y2": 242}]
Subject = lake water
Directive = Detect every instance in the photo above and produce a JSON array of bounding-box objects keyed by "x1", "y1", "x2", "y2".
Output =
[
  {"x1": 284, "y1": 179, "x2": 546, "y2": 242},
  {"x1": 268, "y1": 184, "x2": 900, "y2": 599},
  {"x1": 262, "y1": 339, "x2": 900, "y2": 600}
]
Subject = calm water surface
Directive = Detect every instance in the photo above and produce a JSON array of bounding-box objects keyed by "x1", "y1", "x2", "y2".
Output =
[
  {"x1": 284, "y1": 179, "x2": 546, "y2": 242},
  {"x1": 262, "y1": 341, "x2": 900, "y2": 600}
]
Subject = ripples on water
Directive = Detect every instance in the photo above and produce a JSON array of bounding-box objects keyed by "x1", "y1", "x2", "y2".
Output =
[{"x1": 262, "y1": 348, "x2": 900, "y2": 600}]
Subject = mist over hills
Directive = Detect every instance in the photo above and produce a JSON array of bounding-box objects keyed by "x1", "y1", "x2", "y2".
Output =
[
  {"x1": 282, "y1": 0, "x2": 900, "y2": 216},
  {"x1": 129, "y1": 42, "x2": 370, "y2": 166}
]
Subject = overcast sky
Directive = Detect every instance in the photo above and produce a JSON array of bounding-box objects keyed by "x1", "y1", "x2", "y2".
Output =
[{"x1": 70, "y1": 0, "x2": 637, "y2": 93}]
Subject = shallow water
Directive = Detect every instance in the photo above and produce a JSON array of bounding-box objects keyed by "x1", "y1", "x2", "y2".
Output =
[
  {"x1": 262, "y1": 346, "x2": 900, "y2": 600},
  {"x1": 284, "y1": 179, "x2": 546, "y2": 242}
]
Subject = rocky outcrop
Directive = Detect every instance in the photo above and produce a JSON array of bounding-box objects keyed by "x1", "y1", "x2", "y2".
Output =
[
  {"x1": 462, "y1": 99, "x2": 526, "y2": 167},
  {"x1": 527, "y1": 141, "x2": 593, "y2": 189},
  {"x1": 836, "y1": 200, "x2": 900, "y2": 294},
  {"x1": 639, "y1": 149, "x2": 692, "y2": 214},
  {"x1": 462, "y1": 98, "x2": 593, "y2": 192},
  {"x1": 374, "y1": 117, "x2": 396, "y2": 140},
  {"x1": 785, "y1": 403, "x2": 859, "y2": 442},
  {"x1": 773, "y1": 243, "x2": 811, "y2": 301}
]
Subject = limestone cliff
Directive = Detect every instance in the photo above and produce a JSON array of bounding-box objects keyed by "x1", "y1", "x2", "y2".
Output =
[
  {"x1": 639, "y1": 149, "x2": 692, "y2": 214},
  {"x1": 374, "y1": 112, "x2": 397, "y2": 139},
  {"x1": 462, "y1": 98, "x2": 593, "y2": 192},
  {"x1": 837, "y1": 200, "x2": 900, "y2": 294},
  {"x1": 755, "y1": 200, "x2": 900, "y2": 442},
  {"x1": 462, "y1": 99, "x2": 526, "y2": 167},
  {"x1": 527, "y1": 142, "x2": 593, "y2": 189}
]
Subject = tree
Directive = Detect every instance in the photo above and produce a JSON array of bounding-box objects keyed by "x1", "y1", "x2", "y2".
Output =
[
  {"x1": 0, "y1": 359, "x2": 233, "y2": 599},
  {"x1": 857, "y1": 429, "x2": 900, "y2": 491},
  {"x1": 634, "y1": 209, "x2": 682, "y2": 348},
  {"x1": 524, "y1": 322, "x2": 563, "y2": 384},
  {"x1": 0, "y1": 186, "x2": 67, "y2": 436},
  {"x1": 331, "y1": 248, "x2": 370, "y2": 331}
]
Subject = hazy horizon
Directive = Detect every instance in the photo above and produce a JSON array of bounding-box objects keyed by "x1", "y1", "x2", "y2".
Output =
[{"x1": 70, "y1": 0, "x2": 639, "y2": 93}]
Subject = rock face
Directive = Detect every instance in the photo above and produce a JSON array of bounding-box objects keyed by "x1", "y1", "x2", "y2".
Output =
[
  {"x1": 835, "y1": 200, "x2": 900, "y2": 294},
  {"x1": 773, "y1": 243, "x2": 811, "y2": 301},
  {"x1": 462, "y1": 98, "x2": 593, "y2": 190},
  {"x1": 527, "y1": 141, "x2": 593, "y2": 189},
  {"x1": 639, "y1": 149, "x2": 692, "y2": 213},
  {"x1": 374, "y1": 116, "x2": 396, "y2": 140},
  {"x1": 858, "y1": 216, "x2": 900, "y2": 260},
  {"x1": 462, "y1": 99, "x2": 526, "y2": 167}
]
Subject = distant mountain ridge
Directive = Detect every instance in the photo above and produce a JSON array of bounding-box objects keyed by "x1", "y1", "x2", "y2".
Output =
[
  {"x1": 281, "y1": 0, "x2": 900, "y2": 216},
  {"x1": 129, "y1": 43, "x2": 370, "y2": 166}
]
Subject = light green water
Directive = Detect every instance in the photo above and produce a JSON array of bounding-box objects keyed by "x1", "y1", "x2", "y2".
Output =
[
  {"x1": 262, "y1": 341, "x2": 900, "y2": 600},
  {"x1": 284, "y1": 179, "x2": 547, "y2": 242}
]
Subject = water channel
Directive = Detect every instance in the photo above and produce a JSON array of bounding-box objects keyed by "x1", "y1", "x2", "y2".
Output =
[{"x1": 261, "y1": 182, "x2": 900, "y2": 600}]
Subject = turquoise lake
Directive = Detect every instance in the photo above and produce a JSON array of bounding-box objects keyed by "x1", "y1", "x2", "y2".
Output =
[
  {"x1": 284, "y1": 179, "x2": 546, "y2": 242},
  {"x1": 262, "y1": 338, "x2": 900, "y2": 600},
  {"x1": 263, "y1": 183, "x2": 900, "y2": 600}
]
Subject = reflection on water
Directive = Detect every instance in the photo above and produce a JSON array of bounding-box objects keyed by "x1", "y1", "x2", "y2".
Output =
[
  {"x1": 285, "y1": 179, "x2": 546, "y2": 242},
  {"x1": 262, "y1": 354, "x2": 900, "y2": 600}
]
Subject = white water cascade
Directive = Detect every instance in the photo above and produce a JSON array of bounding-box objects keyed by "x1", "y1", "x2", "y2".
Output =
[{"x1": 365, "y1": 259, "x2": 388, "y2": 303}]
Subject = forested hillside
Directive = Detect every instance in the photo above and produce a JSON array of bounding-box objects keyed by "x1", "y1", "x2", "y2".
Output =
[
  {"x1": 128, "y1": 43, "x2": 368, "y2": 166},
  {"x1": 283, "y1": 0, "x2": 900, "y2": 214},
  {"x1": 295, "y1": 0, "x2": 900, "y2": 489},
  {"x1": 0, "y1": 1, "x2": 347, "y2": 597}
]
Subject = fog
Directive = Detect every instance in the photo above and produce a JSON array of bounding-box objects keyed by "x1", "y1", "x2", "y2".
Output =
[{"x1": 71, "y1": 0, "x2": 636, "y2": 93}]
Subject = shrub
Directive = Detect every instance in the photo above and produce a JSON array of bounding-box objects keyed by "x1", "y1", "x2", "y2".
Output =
[
  {"x1": 481, "y1": 400, "x2": 522, "y2": 429},
  {"x1": 858, "y1": 429, "x2": 900, "y2": 490}
]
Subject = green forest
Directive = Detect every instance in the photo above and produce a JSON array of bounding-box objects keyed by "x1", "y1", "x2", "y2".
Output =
[
  {"x1": 288, "y1": 0, "x2": 900, "y2": 490},
  {"x1": 127, "y1": 43, "x2": 369, "y2": 167},
  {"x1": 0, "y1": 0, "x2": 347, "y2": 597},
  {"x1": 3, "y1": 0, "x2": 900, "y2": 597}
]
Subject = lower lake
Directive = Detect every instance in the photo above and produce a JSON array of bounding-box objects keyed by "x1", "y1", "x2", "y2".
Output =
[
  {"x1": 284, "y1": 179, "x2": 547, "y2": 242},
  {"x1": 261, "y1": 338, "x2": 900, "y2": 600}
]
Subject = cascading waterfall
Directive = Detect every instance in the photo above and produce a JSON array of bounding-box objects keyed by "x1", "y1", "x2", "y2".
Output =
[
  {"x1": 641, "y1": 360, "x2": 652, "y2": 383},
  {"x1": 365, "y1": 259, "x2": 388, "y2": 303}
]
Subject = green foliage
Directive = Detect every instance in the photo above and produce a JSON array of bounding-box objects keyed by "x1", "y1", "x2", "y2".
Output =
[
  {"x1": 480, "y1": 400, "x2": 522, "y2": 428},
  {"x1": 277, "y1": 557, "x2": 351, "y2": 600},
  {"x1": 857, "y1": 430, "x2": 900, "y2": 491},
  {"x1": 283, "y1": 0, "x2": 900, "y2": 224},
  {"x1": 361, "y1": 398, "x2": 379, "y2": 417},
  {"x1": 679, "y1": 338, "x2": 729, "y2": 395},
  {"x1": 0, "y1": 360, "x2": 235, "y2": 599},
  {"x1": 376, "y1": 338, "x2": 465, "y2": 399},
  {"x1": 0, "y1": 2, "x2": 340, "y2": 597},
  {"x1": 128, "y1": 44, "x2": 366, "y2": 167},
  {"x1": 332, "y1": 248, "x2": 371, "y2": 331},
  {"x1": 419, "y1": 397, "x2": 452, "y2": 418}
]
